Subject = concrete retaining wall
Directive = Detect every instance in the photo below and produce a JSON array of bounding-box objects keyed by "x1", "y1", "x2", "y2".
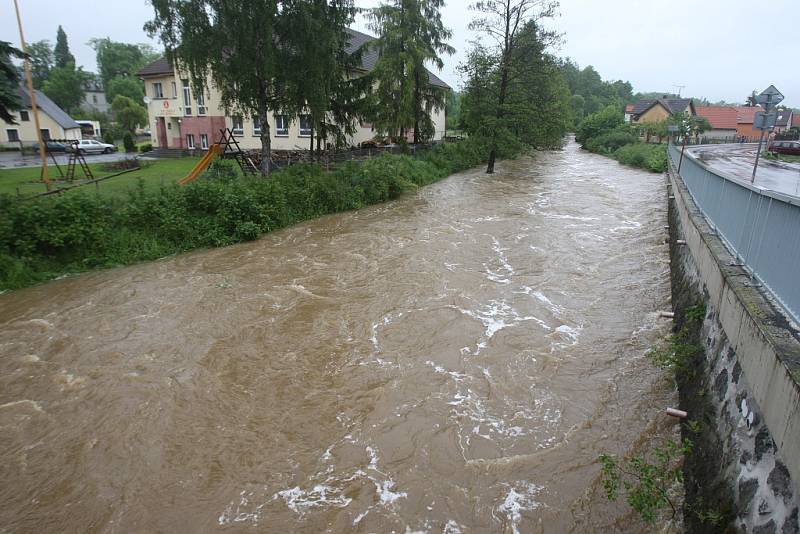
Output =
[{"x1": 668, "y1": 165, "x2": 800, "y2": 532}]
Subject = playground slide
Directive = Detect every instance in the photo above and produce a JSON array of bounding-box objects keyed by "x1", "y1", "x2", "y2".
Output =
[{"x1": 178, "y1": 144, "x2": 224, "y2": 186}]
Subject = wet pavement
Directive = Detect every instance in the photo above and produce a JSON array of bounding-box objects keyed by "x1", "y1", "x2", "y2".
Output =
[
  {"x1": 686, "y1": 143, "x2": 800, "y2": 197},
  {"x1": 0, "y1": 150, "x2": 136, "y2": 169}
]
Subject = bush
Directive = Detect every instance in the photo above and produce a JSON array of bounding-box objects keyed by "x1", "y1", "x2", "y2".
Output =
[
  {"x1": 614, "y1": 143, "x2": 667, "y2": 173},
  {"x1": 0, "y1": 137, "x2": 518, "y2": 290},
  {"x1": 139, "y1": 143, "x2": 153, "y2": 153},
  {"x1": 585, "y1": 130, "x2": 639, "y2": 154},
  {"x1": 123, "y1": 133, "x2": 136, "y2": 153},
  {"x1": 102, "y1": 131, "x2": 115, "y2": 145}
]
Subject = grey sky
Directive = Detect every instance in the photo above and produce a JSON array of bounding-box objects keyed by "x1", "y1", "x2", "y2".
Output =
[{"x1": 3, "y1": 0, "x2": 798, "y2": 107}]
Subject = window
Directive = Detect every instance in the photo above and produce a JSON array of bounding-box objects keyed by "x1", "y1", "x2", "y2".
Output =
[
  {"x1": 6, "y1": 129, "x2": 19, "y2": 142},
  {"x1": 152, "y1": 82, "x2": 164, "y2": 99},
  {"x1": 253, "y1": 116, "x2": 261, "y2": 135},
  {"x1": 197, "y1": 91, "x2": 206, "y2": 116},
  {"x1": 20, "y1": 110, "x2": 29, "y2": 121},
  {"x1": 232, "y1": 116, "x2": 243, "y2": 135},
  {"x1": 182, "y1": 79, "x2": 192, "y2": 115},
  {"x1": 200, "y1": 133, "x2": 209, "y2": 149},
  {"x1": 171, "y1": 81, "x2": 177, "y2": 98},
  {"x1": 186, "y1": 134, "x2": 195, "y2": 149},
  {"x1": 40, "y1": 129, "x2": 50, "y2": 140},
  {"x1": 275, "y1": 114, "x2": 289, "y2": 136},
  {"x1": 299, "y1": 114, "x2": 312, "y2": 137},
  {"x1": 92, "y1": 94, "x2": 98, "y2": 104}
]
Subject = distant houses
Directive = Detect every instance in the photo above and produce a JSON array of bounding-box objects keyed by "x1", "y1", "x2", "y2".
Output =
[
  {"x1": 0, "y1": 86, "x2": 81, "y2": 149},
  {"x1": 81, "y1": 76, "x2": 109, "y2": 115},
  {"x1": 695, "y1": 106, "x2": 738, "y2": 140},
  {"x1": 629, "y1": 97, "x2": 696, "y2": 125}
]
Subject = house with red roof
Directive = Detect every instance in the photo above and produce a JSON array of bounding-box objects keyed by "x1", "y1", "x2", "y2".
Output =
[
  {"x1": 695, "y1": 106, "x2": 738, "y2": 140},
  {"x1": 735, "y1": 106, "x2": 764, "y2": 141},
  {"x1": 624, "y1": 104, "x2": 635, "y2": 123}
]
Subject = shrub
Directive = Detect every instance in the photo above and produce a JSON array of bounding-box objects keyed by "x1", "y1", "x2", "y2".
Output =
[
  {"x1": 614, "y1": 143, "x2": 668, "y2": 173},
  {"x1": 576, "y1": 105, "x2": 625, "y2": 143},
  {"x1": 123, "y1": 133, "x2": 136, "y2": 153},
  {"x1": 102, "y1": 131, "x2": 115, "y2": 145},
  {"x1": 585, "y1": 130, "x2": 639, "y2": 154},
  {"x1": 139, "y1": 143, "x2": 153, "y2": 153}
]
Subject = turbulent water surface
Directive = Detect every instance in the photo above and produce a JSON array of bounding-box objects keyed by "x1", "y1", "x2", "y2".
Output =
[{"x1": 0, "y1": 139, "x2": 677, "y2": 533}]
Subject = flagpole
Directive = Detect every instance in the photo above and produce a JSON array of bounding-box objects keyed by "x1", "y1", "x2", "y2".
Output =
[{"x1": 13, "y1": 0, "x2": 51, "y2": 191}]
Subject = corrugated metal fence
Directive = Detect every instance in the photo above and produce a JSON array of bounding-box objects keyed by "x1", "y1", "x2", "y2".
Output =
[{"x1": 668, "y1": 143, "x2": 800, "y2": 323}]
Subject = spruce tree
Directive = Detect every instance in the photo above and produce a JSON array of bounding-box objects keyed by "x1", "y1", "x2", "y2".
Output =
[
  {"x1": 54, "y1": 26, "x2": 75, "y2": 68},
  {"x1": 368, "y1": 0, "x2": 453, "y2": 143}
]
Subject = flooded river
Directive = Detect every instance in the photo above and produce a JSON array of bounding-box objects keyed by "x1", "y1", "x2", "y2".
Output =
[{"x1": 0, "y1": 139, "x2": 677, "y2": 533}]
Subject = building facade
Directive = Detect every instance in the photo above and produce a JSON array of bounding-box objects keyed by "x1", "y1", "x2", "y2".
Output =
[
  {"x1": 695, "y1": 106, "x2": 738, "y2": 140},
  {"x1": 81, "y1": 76, "x2": 109, "y2": 115},
  {"x1": 1, "y1": 87, "x2": 82, "y2": 148},
  {"x1": 137, "y1": 28, "x2": 448, "y2": 152}
]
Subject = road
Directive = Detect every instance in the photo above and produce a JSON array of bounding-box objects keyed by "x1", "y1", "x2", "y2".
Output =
[
  {"x1": 686, "y1": 143, "x2": 800, "y2": 197},
  {"x1": 0, "y1": 150, "x2": 136, "y2": 169}
]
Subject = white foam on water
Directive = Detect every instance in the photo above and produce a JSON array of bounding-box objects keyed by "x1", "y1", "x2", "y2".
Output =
[
  {"x1": 545, "y1": 214, "x2": 599, "y2": 222},
  {"x1": 0, "y1": 399, "x2": 44, "y2": 413},
  {"x1": 218, "y1": 490, "x2": 264, "y2": 526},
  {"x1": 274, "y1": 484, "x2": 352, "y2": 515},
  {"x1": 495, "y1": 482, "x2": 543, "y2": 534},
  {"x1": 444, "y1": 519, "x2": 463, "y2": 533},
  {"x1": 374, "y1": 479, "x2": 407, "y2": 505}
]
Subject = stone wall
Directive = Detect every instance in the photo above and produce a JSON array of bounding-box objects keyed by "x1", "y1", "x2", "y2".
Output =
[{"x1": 668, "y1": 169, "x2": 800, "y2": 533}]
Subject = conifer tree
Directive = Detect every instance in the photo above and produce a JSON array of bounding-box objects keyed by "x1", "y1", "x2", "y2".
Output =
[{"x1": 54, "y1": 26, "x2": 75, "y2": 68}]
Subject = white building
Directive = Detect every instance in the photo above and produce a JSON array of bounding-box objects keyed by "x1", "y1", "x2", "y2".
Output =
[{"x1": 1, "y1": 86, "x2": 82, "y2": 149}]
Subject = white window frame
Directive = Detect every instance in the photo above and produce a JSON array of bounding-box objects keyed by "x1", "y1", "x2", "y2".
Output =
[
  {"x1": 186, "y1": 134, "x2": 195, "y2": 149},
  {"x1": 6, "y1": 129, "x2": 19, "y2": 142},
  {"x1": 171, "y1": 81, "x2": 177, "y2": 98},
  {"x1": 182, "y1": 79, "x2": 192, "y2": 116},
  {"x1": 275, "y1": 114, "x2": 289, "y2": 136},
  {"x1": 252, "y1": 116, "x2": 262, "y2": 136},
  {"x1": 197, "y1": 91, "x2": 206, "y2": 116},
  {"x1": 299, "y1": 114, "x2": 312, "y2": 137},
  {"x1": 152, "y1": 82, "x2": 164, "y2": 99},
  {"x1": 200, "y1": 133, "x2": 209, "y2": 149},
  {"x1": 232, "y1": 116, "x2": 243, "y2": 136}
]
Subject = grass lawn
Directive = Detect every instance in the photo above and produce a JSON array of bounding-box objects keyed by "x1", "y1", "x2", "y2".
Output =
[{"x1": 0, "y1": 157, "x2": 203, "y2": 199}]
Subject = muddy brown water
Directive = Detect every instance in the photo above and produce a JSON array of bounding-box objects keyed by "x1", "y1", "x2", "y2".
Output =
[{"x1": 0, "y1": 138, "x2": 678, "y2": 533}]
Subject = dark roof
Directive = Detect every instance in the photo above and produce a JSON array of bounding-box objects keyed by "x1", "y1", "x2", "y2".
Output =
[
  {"x1": 83, "y1": 75, "x2": 104, "y2": 93},
  {"x1": 775, "y1": 109, "x2": 792, "y2": 127},
  {"x1": 19, "y1": 86, "x2": 80, "y2": 130},
  {"x1": 138, "y1": 27, "x2": 450, "y2": 89},
  {"x1": 632, "y1": 97, "x2": 693, "y2": 118},
  {"x1": 137, "y1": 56, "x2": 173, "y2": 77}
]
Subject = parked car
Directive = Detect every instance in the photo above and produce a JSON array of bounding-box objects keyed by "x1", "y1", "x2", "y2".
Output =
[
  {"x1": 71, "y1": 139, "x2": 117, "y2": 155},
  {"x1": 34, "y1": 142, "x2": 69, "y2": 153},
  {"x1": 769, "y1": 140, "x2": 800, "y2": 156}
]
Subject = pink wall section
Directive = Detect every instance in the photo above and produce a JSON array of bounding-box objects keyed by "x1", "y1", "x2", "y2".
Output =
[{"x1": 179, "y1": 116, "x2": 227, "y2": 148}]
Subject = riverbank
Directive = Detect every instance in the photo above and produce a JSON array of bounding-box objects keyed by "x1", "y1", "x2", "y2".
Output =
[{"x1": 0, "y1": 138, "x2": 513, "y2": 291}]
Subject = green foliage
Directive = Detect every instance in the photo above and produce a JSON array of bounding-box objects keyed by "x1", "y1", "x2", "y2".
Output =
[
  {"x1": 647, "y1": 303, "x2": 705, "y2": 374},
  {"x1": 26, "y1": 40, "x2": 53, "y2": 89},
  {"x1": 614, "y1": 143, "x2": 668, "y2": 173},
  {"x1": 600, "y1": 439, "x2": 693, "y2": 523},
  {"x1": 445, "y1": 91, "x2": 461, "y2": 130},
  {"x1": 0, "y1": 41, "x2": 24, "y2": 123},
  {"x1": 106, "y1": 76, "x2": 145, "y2": 105},
  {"x1": 89, "y1": 38, "x2": 160, "y2": 88},
  {"x1": 367, "y1": 0, "x2": 454, "y2": 143},
  {"x1": 139, "y1": 143, "x2": 153, "y2": 153},
  {"x1": 111, "y1": 95, "x2": 148, "y2": 134},
  {"x1": 0, "y1": 137, "x2": 506, "y2": 290},
  {"x1": 575, "y1": 105, "x2": 624, "y2": 143},
  {"x1": 584, "y1": 129, "x2": 639, "y2": 155},
  {"x1": 102, "y1": 131, "x2": 116, "y2": 145},
  {"x1": 54, "y1": 26, "x2": 75, "y2": 68},
  {"x1": 42, "y1": 64, "x2": 88, "y2": 114},
  {"x1": 559, "y1": 59, "x2": 633, "y2": 126},
  {"x1": 122, "y1": 133, "x2": 136, "y2": 152}
]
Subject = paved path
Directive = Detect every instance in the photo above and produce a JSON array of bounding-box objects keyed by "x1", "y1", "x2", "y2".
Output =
[{"x1": 686, "y1": 144, "x2": 800, "y2": 198}]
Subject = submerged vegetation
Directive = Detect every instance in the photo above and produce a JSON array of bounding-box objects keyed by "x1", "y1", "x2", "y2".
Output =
[{"x1": 0, "y1": 137, "x2": 517, "y2": 291}]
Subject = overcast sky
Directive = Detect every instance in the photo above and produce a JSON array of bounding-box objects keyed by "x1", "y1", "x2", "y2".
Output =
[{"x1": 3, "y1": 0, "x2": 799, "y2": 107}]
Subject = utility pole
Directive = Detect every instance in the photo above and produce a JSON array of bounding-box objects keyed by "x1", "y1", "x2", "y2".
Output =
[
  {"x1": 672, "y1": 84, "x2": 686, "y2": 98},
  {"x1": 13, "y1": 0, "x2": 51, "y2": 191}
]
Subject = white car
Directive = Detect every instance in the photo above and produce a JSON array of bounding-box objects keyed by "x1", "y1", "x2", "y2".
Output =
[{"x1": 73, "y1": 139, "x2": 117, "y2": 154}]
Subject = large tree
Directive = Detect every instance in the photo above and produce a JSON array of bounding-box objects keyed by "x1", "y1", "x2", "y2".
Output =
[
  {"x1": 367, "y1": 0, "x2": 454, "y2": 144},
  {"x1": 89, "y1": 38, "x2": 160, "y2": 88},
  {"x1": 469, "y1": 0, "x2": 559, "y2": 173},
  {"x1": 43, "y1": 64, "x2": 87, "y2": 114},
  {"x1": 0, "y1": 41, "x2": 24, "y2": 123},
  {"x1": 27, "y1": 40, "x2": 53, "y2": 89},
  {"x1": 111, "y1": 95, "x2": 148, "y2": 133},
  {"x1": 54, "y1": 26, "x2": 75, "y2": 68},
  {"x1": 283, "y1": 0, "x2": 366, "y2": 157},
  {"x1": 106, "y1": 75, "x2": 145, "y2": 104}
]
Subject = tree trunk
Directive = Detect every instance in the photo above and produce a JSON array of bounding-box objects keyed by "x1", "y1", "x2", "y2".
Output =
[
  {"x1": 488, "y1": 56, "x2": 511, "y2": 175},
  {"x1": 258, "y1": 101, "x2": 271, "y2": 176},
  {"x1": 309, "y1": 124, "x2": 315, "y2": 162},
  {"x1": 413, "y1": 69, "x2": 421, "y2": 145}
]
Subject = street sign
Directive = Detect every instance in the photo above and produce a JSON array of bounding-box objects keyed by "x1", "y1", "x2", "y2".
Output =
[
  {"x1": 754, "y1": 111, "x2": 777, "y2": 130},
  {"x1": 756, "y1": 85, "x2": 784, "y2": 109}
]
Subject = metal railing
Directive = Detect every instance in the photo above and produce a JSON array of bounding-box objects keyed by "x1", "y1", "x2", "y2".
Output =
[{"x1": 668, "y1": 143, "x2": 800, "y2": 322}]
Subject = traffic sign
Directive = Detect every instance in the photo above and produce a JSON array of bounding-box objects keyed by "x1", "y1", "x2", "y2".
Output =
[
  {"x1": 754, "y1": 111, "x2": 777, "y2": 131},
  {"x1": 756, "y1": 85, "x2": 784, "y2": 109}
]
